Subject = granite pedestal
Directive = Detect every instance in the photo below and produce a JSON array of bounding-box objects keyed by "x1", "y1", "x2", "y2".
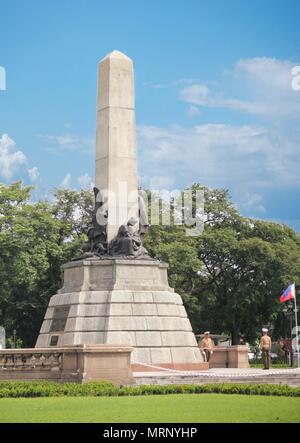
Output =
[{"x1": 36, "y1": 258, "x2": 207, "y2": 371}]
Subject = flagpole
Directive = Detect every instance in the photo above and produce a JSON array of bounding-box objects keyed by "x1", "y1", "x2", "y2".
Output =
[{"x1": 293, "y1": 282, "x2": 300, "y2": 368}]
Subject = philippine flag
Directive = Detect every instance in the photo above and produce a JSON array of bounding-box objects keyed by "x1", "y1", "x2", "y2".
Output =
[{"x1": 280, "y1": 283, "x2": 296, "y2": 303}]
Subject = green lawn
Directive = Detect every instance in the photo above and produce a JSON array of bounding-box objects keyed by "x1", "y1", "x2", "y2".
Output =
[{"x1": 0, "y1": 394, "x2": 299, "y2": 423}]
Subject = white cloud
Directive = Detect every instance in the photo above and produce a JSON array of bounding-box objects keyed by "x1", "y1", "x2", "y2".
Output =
[
  {"x1": 38, "y1": 133, "x2": 95, "y2": 155},
  {"x1": 139, "y1": 174, "x2": 176, "y2": 190},
  {"x1": 243, "y1": 193, "x2": 266, "y2": 214},
  {"x1": 187, "y1": 105, "x2": 200, "y2": 117},
  {"x1": 137, "y1": 122, "x2": 300, "y2": 194},
  {"x1": 145, "y1": 83, "x2": 166, "y2": 89},
  {"x1": 180, "y1": 83, "x2": 274, "y2": 115},
  {"x1": 144, "y1": 78, "x2": 202, "y2": 90},
  {"x1": 180, "y1": 84, "x2": 210, "y2": 106},
  {"x1": 0, "y1": 134, "x2": 27, "y2": 180},
  {"x1": 60, "y1": 173, "x2": 72, "y2": 189},
  {"x1": 179, "y1": 57, "x2": 300, "y2": 117},
  {"x1": 78, "y1": 173, "x2": 93, "y2": 190},
  {"x1": 28, "y1": 166, "x2": 40, "y2": 182},
  {"x1": 233, "y1": 57, "x2": 294, "y2": 91}
]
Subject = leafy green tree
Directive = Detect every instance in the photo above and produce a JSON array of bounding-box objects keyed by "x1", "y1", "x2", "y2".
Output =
[
  {"x1": 197, "y1": 227, "x2": 287, "y2": 344},
  {"x1": 0, "y1": 183, "x2": 92, "y2": 346},
  {"x1": 51, "y1": 188, "x2": 93, "y2": 261},
  {"x1": 0, "y1": 182, "x2": 62, "y2": 345},
  {"x1": 0, "y1": 181, "x2": 299, "y2": 348},
  {"x1": 145, "y1": 184, "x2": 300, "y2": 344}
]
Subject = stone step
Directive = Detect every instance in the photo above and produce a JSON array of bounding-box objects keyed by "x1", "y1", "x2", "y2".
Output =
[{"x1": 133, "y1": 373, "x2": 300, "y2": 387}]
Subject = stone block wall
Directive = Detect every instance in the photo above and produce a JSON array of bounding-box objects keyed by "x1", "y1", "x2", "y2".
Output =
[{"x1": 0, "y1": 345, "x2": 133, "y2": 386}]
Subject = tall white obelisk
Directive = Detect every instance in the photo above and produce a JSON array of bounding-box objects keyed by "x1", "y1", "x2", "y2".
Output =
[
  {"x1": 95, "y1": 50, "x2": 139, "y2": 242},
  {"x1": 36, "y1": 51, "x2": 206, "y2": 372}
]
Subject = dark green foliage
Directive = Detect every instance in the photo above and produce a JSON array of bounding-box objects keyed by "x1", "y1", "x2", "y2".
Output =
[
  {"x1": 0, "y1": 381, "x2": 117, "y2": 398},
  {"x1": 145, "y1": 184, "x2": 300, "y2": 344},
  {"x1": 0, "y1": 181, "x2": 299, "y2": 346},
  {"x1": 0, "y1": 183, "x2": 92, "y2": 346}
]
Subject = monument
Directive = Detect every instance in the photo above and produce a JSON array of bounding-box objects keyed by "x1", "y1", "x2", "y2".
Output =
[
  {"x1": 0, "y1": 327, "x2": 5, "y2": 349},
  {"x1": 36, "y1": 50, "x2": 206, "y2": 371}
]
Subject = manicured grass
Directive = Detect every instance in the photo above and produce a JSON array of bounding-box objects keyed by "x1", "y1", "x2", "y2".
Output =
[{"x1": 0, "y1": 394, "x2": 299, "y2": 423}]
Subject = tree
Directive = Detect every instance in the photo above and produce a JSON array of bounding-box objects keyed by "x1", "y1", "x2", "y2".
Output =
[
  {"x1": 0, "y1": 181, "x2": 299, "y2": 347},
  {"x1": 0, "y1": 182, "x2": 62, "y2": 345},
  {"x1": 145, "y1": 184, "x2": 300, "y2": 344},
  {"x1": 0, "y1": 183, "x2": 91, "y2": 346},
  {"x1": 197, "y1": 227, "x2": 282, "y2": 344}
]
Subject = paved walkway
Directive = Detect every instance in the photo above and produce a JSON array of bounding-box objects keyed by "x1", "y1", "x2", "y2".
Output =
[
  {"x1": 134, "y1": 367, "x2": 300, "y2": 377},
  {"x1": 133, "y1": 367, "x2": 300, "y2": 387}
]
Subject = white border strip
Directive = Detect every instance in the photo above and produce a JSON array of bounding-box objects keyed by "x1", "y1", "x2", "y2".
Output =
[{"x1": 132, "y1": 360, "x2": 300, "y2": 378}]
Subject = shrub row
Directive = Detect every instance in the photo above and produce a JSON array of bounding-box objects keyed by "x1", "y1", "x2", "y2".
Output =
[
  {"x1": 118, "y1": 383, "x2": 300, "y2": 397},
  {"x1": 0, "y1": 381, "x2": 118, "y2": 398},
  {"x1": 0, "y1": 381, "x2": 299, "y2": 398}
]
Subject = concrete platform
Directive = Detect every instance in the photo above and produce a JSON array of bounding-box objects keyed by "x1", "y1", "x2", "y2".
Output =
[{"x1": 133, "y1": 367, "x2": 300, "y2": 387}]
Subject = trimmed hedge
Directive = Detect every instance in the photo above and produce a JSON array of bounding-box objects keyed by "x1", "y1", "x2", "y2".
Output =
[
  {"x1": 0, "y1": 381, "x2": 118, "y2": 398},
  {"x1": 0, "y1": 381, "x2": 299, "y2": 398}
]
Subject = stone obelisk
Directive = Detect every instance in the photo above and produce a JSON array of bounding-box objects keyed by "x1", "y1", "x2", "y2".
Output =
[
  {"x1": 95, "y1": 50, "x2": 139, "y2": 242},
  {"x1": 36, "y1": 50, "x2": 206, "y2": 372}
]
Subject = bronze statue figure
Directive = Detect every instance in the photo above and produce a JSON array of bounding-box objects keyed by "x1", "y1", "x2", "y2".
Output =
[
  {"x1": 80, "y1": 187, "x2": 108, "y2": 258},
  {"x1": 109, "y1": 217, "x2": 149, "y2": 258},
  {"x1": 75, "y1": 187, "x2": 150, "y2": 260}
]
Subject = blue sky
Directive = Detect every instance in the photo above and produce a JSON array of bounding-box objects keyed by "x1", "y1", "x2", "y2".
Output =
[{"x1": 0, "y1": 0, "x2": 300, "y2": 231}]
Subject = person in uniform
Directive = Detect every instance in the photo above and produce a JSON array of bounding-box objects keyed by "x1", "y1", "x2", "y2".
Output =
[
  {"x1": 260, "y1": 328, "x2": 272, "y2": 370},
  {"x1": 200, "y1": 331, "x2": 213, "y2": 363}
]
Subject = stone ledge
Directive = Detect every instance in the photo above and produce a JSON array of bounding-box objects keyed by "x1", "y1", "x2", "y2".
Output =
[
  {"x1": 0, "y1": 344, "x2": 133, "y2": 354},
  {"x1": 0, "y1": 345, "x2": 133, "y2": 385},
  {"x1": 59, "y1": 259, "x2": 173, "y2": 293},
  {"x1": 64, "y1": 258, "x2": 165, "y2": 268}
]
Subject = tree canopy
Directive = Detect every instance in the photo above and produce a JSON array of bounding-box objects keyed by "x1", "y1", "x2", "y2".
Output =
[
  {"x1": 0, "y1": 183, "x2": 90, "y2": 346},
  {"x1": 0, "y1": 181, "x2": 299, "y2": 346},
  {"x1": 145, "y1": 184, "x2": 300, "y2": 344}
]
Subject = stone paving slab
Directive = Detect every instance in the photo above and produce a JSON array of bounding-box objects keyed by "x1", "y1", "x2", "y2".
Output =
[
  {"x1": 133, "y1": 367, "x2": 300, "y2": 387},
  {"x1": 133, "y1": 367, "x2": 300, "y2": 378}
]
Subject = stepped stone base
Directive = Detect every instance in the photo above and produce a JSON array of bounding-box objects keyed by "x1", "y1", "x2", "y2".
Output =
[{"x1": 36, "y1": 258, "x2": 206, "y2": 370}]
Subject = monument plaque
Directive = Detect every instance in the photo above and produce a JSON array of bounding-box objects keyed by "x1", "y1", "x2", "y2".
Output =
[
  {"x1": 49, "y1": 335, "x2": 59, "y2": 346},
  {"x1": 50, "y1": 306, "x2": 70, "y2": 332}
]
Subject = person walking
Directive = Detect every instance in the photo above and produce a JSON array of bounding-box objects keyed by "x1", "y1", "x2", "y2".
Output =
[
  {"x1": 260, "y1": 328, "x2": 272, "y2": 370},
  {"x1": 200, "y1": 331, "x2": 213, "y2": 363}
]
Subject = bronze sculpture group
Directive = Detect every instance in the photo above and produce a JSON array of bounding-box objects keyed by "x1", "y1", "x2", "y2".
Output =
[{"x1": 78, "y1": 187, "x2": 149, "y2": 260}]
